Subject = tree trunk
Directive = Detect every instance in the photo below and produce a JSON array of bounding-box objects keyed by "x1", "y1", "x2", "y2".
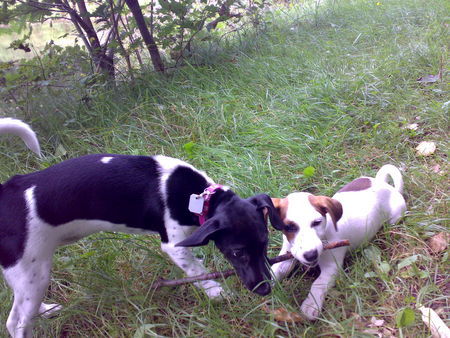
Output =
[
  {"x1": 55, "y1": 0, "x2": 115, "y2": 78},
  {"x1": 75, "y1": 0, "x2": 114, "y2": 78},
  {"x1": 124, "y1": 0, "x2": 165, "y2": 73}
]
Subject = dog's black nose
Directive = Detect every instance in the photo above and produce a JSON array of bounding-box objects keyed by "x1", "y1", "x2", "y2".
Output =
[
  {"x1": 303, "y1": 249, "x2": 318, "y2": 262},
  {"x1": 254, "y1": 282, "x2": 271, "y2": 296}
]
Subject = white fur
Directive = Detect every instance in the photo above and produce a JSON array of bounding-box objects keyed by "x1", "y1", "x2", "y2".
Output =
[
  {"x1": 100, "y1": 156, "x2": 114, "y2": 163},
  {"x1": 272, "y1": 165, "x2": 406, "y2": 320},
  {"x1": 0, "y1": 118, "x2": 41, "y2": 156}
]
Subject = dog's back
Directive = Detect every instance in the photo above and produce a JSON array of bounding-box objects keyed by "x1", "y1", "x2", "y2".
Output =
[{"x1": 330, "y1": 165, "x2": 406, "y2": 247}]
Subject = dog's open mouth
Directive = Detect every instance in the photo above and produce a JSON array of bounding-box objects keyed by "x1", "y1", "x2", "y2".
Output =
[{"x1": 303, "y1": 260, "x2": 318, "y2": 268}]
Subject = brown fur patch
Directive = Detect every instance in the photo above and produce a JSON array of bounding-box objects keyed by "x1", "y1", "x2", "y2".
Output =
[
  {"x1": 272, "y1": 198, "x2": 298, "y2": 242},
  {"x1": 285, "y1": 232, "x2": 295, "y2": 243},
  {"x1": 271, "y1": 198, "x2": 289, "y2": 221},
  {"x1": 338, "y1": 177, "x2": 371, "y2": 192},
  {"x1": 308, "y1": 195, "x2": 343, "y2": 231},
  {"x1": 283, "y1": 221, "x2": 299, "y2": 243}
]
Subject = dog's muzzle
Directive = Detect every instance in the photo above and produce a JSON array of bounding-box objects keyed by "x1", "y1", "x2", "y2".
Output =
[{"x1": 253, "y1": 282, "x2": 271, "y2": 296}]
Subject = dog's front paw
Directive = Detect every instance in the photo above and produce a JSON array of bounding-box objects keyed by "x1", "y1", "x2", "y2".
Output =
[
  {"x1": 271, "y1": 263, "x2": 284, "y2": 280},
  {"x1": 301, "y1": 299, "x2": 320, "y2": 320},
  {"x1": 197, "y1": 280, "x2": 225, "y2": 299},
  {"x1": 272, "y1": 260, "x2": 295, "y2": 281}
]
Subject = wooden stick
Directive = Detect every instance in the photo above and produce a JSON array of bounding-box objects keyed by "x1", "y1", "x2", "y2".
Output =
[{"x1": 152, "y1": 239, "x2": 350, "y2": 289}]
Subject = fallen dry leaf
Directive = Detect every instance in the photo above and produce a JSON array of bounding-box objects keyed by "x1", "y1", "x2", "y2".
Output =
[
  {"x1": 428, "y1": 232, "x2": 449, "y2": 254},
  {"x1": 262, "y1": 304, "x2": 303, "y2": 323},
  {"x1": 417, "y1": 74, "x2": 441, "y2": 83},
  {"x1": 416, "y1": 141, "x2": 436, "y2": 156},
  {"x1": 419, "y1": 305, "x2": 450, "y2": 338},
  {"x1": 369, "y1": 316, "x2": 385, "y2": 327},
  {"x1": 431, "y1": 164, "x2": 441, "y2": 173},
  {"x1": 404, "y1": 123, "x2": 419, "y2": 131},
  {"x1": 364, "y1": 325, "x2": 397, "y2": 338},
  {"x1": 382, "y1": 327, "x2": 397, "y2": 338}
]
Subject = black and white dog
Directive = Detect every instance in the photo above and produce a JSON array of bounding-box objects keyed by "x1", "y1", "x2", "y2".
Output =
[{"x1": 0, "y1": 118, "x2": 284, "y2": 337}]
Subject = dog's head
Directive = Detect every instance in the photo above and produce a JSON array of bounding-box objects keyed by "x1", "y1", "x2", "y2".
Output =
[
  {"x1": 176, "y1": 191, "x2": 284, "y2": 296},
  {"x1": 272, "y1": 192, "x2": 342, "y2": 266}
]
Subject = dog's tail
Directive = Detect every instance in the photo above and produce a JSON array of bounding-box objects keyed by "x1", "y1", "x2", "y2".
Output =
[
  {"x1": 0, "y1": 118, "x2": 41, "y2": 156},
  {"x1": 375, "y1": 164, "x2": 404, "y2": 194}
]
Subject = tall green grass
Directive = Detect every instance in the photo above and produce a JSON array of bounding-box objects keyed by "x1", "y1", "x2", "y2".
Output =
[{"x1": 0, "y1": 0, "x2": 448, "y2": 336}]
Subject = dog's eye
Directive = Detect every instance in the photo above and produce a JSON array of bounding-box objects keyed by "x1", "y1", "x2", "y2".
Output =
[
  {"x1": 311, "y1": 220, "x2": 322, "y2": 227},
  {"x1": 232, "y1": 249, "x2": 244, "y2": 258}
]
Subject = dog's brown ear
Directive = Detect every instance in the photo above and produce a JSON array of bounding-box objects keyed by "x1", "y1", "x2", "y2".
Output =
[
  {"x1": 271, "y1": 197, "x2": 288, "y2": 221},
  {"x1": 308, "y1": 195, "x2": 343, "y2": 231},
  {"x1": 271, "y1": 198, "x2": 281, "y2": 209}
]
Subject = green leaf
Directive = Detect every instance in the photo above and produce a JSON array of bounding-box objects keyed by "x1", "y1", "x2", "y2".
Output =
[
  {"x1": 418, "y1": 270, "x2": 430, "y2": 279},
  {"x1": 397, "y1": 254, "x2": 418, "y2": 270},
  {"x1": 404, "y1": 296, "x2": 416, "y2": 304},
  {"x1": 378, "y1": 261, "x2": 391, "y2": 274},
  {"x1": 395, "y1": 307, "x2": 415, "y2": 328},
  {"x1": 364, "y1": 271, "x2": 377, "y2": 278},
  {"x1": 170, "y1": 1, "x2": 187, "y2": 17},
  {"x1": 183, "y1": 141, "x2": 196, "y2": 157},
  {"x1": 55, "y1": 144, "x2": 67, "y2": 157},
  {"x1": 159, "y1": 0, "x2": 171, "y2": 12},
  {"x1": 363, "y1": 246, "x2": 381, "y2": 262},
  {"x1": 90, "y1": 4, "x2": 109, "y2": 18},
  {"x1": 442, "y1": 251, "x2": 448, "y2": 263},
  {"x1": 303, "y1": 166, "x2": 316, "y2": 178}
]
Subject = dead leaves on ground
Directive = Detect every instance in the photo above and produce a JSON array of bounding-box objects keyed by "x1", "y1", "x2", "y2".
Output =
[
  {"x1": 416, "y1": 141, "x2": 437, "y2": 156},
  {"x1": 416, "y1": 73, "x2": 441, "y2": 83},
  {"x1": 351, "y1": 313, "x2": 397, "y2": 337},
  {"x1": 427, "y1": 232, "x2": 449, "y2": 254},
  {"x1": 261, "y1": 304, "x2": 303, "y2": 323}
]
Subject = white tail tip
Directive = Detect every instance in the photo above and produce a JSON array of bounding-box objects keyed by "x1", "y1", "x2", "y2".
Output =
[
  {"x1": 0, "y1": 118, "x2": 41, "y2": 156},
  {"x1": 375, "y1": 164, "x2": 404, "y2": 194}
]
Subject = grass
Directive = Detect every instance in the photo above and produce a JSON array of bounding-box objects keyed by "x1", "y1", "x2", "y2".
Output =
[{"x1": 0, "y1": 0, "x2": 449, "y2": 336}]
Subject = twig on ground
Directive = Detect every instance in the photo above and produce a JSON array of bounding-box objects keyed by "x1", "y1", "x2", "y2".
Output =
[{"x1": 152, "y1": 239, "x2": 350, "y2": 289}]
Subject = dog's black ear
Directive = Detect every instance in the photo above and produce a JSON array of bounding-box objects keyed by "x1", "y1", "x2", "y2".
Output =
[
  {"x1": 175, "y1": 219, "x2": 223, "y2": 247},
  {"x1": 247, "y1": 194, "x2": 285, "y2": 230}
]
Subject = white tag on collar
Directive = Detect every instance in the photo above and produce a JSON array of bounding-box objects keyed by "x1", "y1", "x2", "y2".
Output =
[{"x1": 188, "y1": 194, "x2": 204, "y2": 214}]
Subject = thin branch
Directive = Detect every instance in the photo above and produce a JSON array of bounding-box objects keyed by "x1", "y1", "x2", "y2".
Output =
[
  {"x1": 16, "y1": 0, "x2": 69, "y2": 13},
  {"x1": 120, "y1": 12, "x2": 143, "y2": 68},
  {"x1": 152, "y1": 240, "x2": 350, "y2": 289}
]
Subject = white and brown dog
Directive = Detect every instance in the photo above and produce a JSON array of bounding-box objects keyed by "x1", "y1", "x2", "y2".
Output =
[{"x1": 271, "y1": 165, "x2": 406, "y2": 320}]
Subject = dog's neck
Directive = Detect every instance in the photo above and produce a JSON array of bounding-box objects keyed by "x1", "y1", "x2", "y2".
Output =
[{"x1": 205, "y1": 189, "x2": 235, "y2": 221}]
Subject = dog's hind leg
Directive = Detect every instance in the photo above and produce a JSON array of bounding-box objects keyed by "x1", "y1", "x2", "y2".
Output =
[{"x1": 4, "y1": 256, "x2": 53, "y2": 338}]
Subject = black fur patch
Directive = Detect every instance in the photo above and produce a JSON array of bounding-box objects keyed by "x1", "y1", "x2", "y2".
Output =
[
  {"x1": 166, "y1": 166, "x2": 209, "y2": 226},
  {"x1": 0, "y1": 154, "x2": 169, "y2": 268},
  {"x1": 0, "y1": 182, "x2": 27, "y2": 268}
]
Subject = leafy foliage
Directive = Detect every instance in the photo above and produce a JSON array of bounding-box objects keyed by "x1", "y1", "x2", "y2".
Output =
[{"x1": 1, "y1": 0, "x2": 268, "y2": 78}]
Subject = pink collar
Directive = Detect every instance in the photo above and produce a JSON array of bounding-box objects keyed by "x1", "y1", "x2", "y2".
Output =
[{"x1": 196, "y1": 184, "x2": 223, "y2": 225}]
